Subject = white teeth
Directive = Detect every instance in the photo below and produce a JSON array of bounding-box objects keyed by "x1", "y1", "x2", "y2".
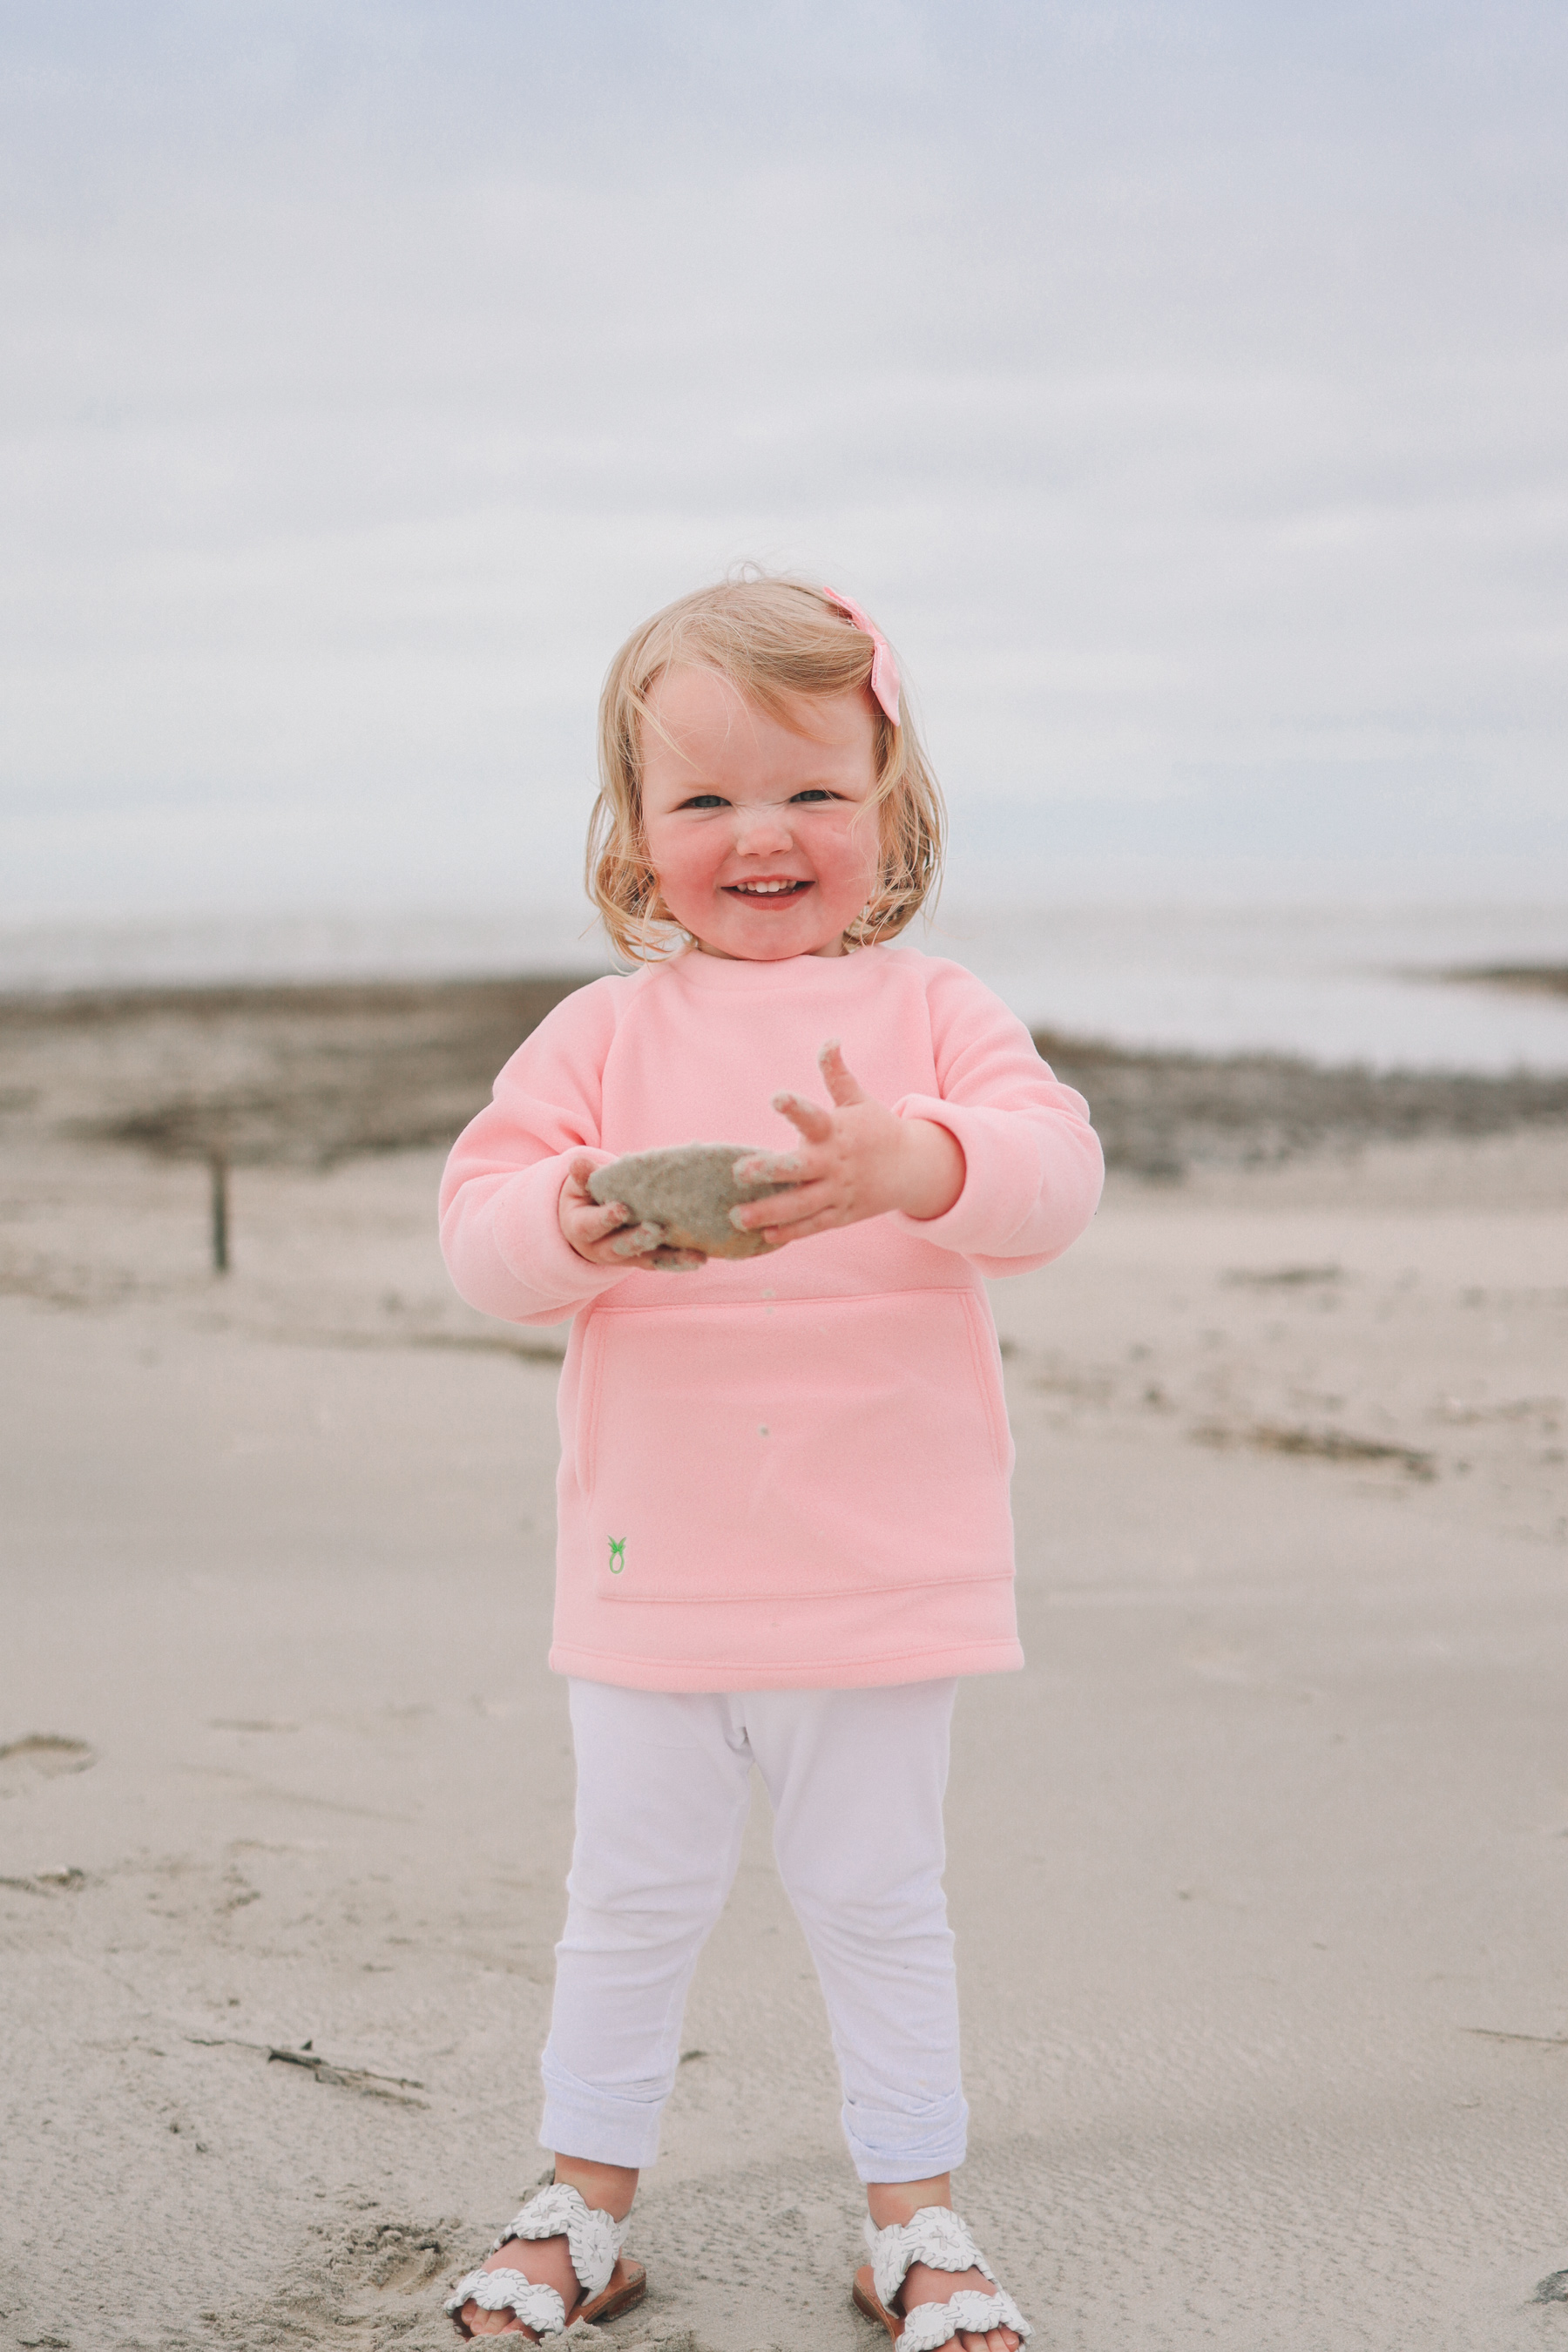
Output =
[{"x1": 733, "y1": 881, "x2": 801, "y2": 894}]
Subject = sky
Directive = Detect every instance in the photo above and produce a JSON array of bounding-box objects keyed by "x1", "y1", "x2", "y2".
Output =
[{"x1": 3, "y1": 0, "x2": 1567, "y2": 925}]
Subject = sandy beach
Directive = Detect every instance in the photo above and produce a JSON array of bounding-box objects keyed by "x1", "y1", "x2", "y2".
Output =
[{"x1": 3, "y1": 979, "x2": 1567, "y2": 2351}]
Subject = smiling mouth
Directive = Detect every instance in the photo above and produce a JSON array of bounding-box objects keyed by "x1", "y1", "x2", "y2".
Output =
[{"x1": 724, "y1": 879, "x2": 813, "y2": 902}]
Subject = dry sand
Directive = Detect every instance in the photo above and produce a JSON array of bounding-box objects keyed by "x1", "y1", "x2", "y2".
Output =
[{"x1": 3, "y1": 984, "x2": 1567, "y2": 2351}]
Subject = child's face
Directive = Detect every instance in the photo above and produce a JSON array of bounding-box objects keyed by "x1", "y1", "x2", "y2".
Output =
[{"x1": 639, "y1": 666, "x2": 882, "y2": 961}]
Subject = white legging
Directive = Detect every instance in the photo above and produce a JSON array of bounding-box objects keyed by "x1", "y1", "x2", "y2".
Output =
[{"x1": 539, "y1": 1678, "x2": 968, "y2": 2183}]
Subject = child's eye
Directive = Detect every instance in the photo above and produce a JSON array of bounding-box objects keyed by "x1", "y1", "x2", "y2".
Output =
[
  {"x1": 789, "y1": 788, "x2": 838, "y2": 803},
  {"x1": 678, "y1": 794, "x2": 728, "y2": 810}
]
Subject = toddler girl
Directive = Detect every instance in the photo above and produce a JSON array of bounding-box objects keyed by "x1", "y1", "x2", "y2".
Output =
[{"x1": 438, "y1": 578, "x2": 1103, "y2": 2349}]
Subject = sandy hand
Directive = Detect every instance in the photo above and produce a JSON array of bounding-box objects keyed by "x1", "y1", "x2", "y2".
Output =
[
  {"x1": 727, "y1": 1043, "x2": 965, "y2": 1247},
  {"x1": 558, "y1": 1154, "x2": 706, "y2": 1271}
]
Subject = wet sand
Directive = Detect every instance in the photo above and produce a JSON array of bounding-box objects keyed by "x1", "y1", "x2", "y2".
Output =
[{"x1": 3, "y1": 982, "x2": 1567, "y2": 2350}]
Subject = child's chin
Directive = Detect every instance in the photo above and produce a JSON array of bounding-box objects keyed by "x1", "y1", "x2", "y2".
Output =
[{"x1": 733, "y1": 928, "x2": 840, "y2": 959}]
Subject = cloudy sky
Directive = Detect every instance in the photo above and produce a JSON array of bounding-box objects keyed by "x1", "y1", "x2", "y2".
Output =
[{"x1": 3, "y1": 0, "x2": 1566, "y2": 923}]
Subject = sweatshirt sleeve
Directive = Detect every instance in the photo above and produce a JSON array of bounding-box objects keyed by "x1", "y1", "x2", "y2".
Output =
[
  {"x1": 887, "y1": 959, "x2": 1105, "y2": 1274},
  {"x1": 438, "y1": 978, "x2": 633, "y2": 1327}
]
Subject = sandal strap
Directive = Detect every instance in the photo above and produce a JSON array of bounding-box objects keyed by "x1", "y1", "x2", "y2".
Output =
[
  {"x1": 900, "y1": 2288, "x2": 1032, "y2": 2349},
  {"x1": 863, "y1": 2207, "x2": 995, "y2": 2308},
  {"x1": 491, "y1": 2181, "x2": 628, "y2": 2298},
  {"x1": 443, "y1": 2263, "x2": 570, "y2": 2335},
  {"x1": 862, "y1": 2208, "x2": 1031, "y2": 2344},
  {"x1": 444, "y1": 2181, "x2": 631, "y2": 2333}
]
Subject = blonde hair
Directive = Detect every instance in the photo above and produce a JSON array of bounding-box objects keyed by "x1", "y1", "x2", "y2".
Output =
[{"x1": 586, "y1": 574, "x2": 945, "y2": 963}]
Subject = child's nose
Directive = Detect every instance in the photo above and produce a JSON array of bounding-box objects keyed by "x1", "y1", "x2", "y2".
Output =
[{"x1": 734, "y1": 804, "x2": 794, "y2": 853}]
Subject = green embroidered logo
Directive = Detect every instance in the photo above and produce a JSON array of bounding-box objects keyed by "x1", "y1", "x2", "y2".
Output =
[{"x1": 607, "y1": 1537, "x2": 627, "y2": 1575}]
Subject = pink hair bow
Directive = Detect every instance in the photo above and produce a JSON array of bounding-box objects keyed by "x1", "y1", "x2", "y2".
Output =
[{"x1": 821, "y1": 585, "x2": 901, "y2": 727}]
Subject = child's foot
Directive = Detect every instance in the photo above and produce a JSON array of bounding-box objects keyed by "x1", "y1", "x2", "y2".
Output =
[
  {"x1": 460, "y1": 2220, "x2": 583, "y2": 2333},
  {"x1": 456, "y1": 2230, "x2": 579, "y2": 2339},
  {"x1": 864, "y1": 2177, "x2": 1025, "y2": 2352},
  {"x1": 450, "y1": 2158, "x2": 639, "y2": 2341},
  {"x1": 898, "y1": 2256, "x2": 1022, "y2": 2352}
]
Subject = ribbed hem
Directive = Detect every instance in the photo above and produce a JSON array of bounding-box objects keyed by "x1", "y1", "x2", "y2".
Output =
[
  {"x1": 887, "y1": 1095, "x2": 1046, "y2": 1258},
  {"x1": 547, "y1": 1634, "x2": 1024, "y2": 1693}
]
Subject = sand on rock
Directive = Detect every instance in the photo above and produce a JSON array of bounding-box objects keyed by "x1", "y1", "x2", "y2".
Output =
[{"x1": 589, "y1": 1145, "x2": 798, "y2": 1260}]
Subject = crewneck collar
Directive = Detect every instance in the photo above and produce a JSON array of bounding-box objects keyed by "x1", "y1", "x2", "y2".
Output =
[{"x1": 666, "y1": 944, "x2": 892, "y2": 990}]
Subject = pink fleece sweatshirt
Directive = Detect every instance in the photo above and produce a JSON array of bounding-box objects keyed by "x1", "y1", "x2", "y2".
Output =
[{"x1": 439, "y1": 945, "x2": 1103, "y2": 1691}]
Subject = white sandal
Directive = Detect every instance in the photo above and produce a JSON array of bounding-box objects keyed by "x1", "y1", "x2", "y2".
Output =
[
  {"x1": 444, "y1": 2181, "x2": 646, "y2": 2339},
  {"x1": 853, "y1": 2206, "x2": 1031, "y2": 2349}
]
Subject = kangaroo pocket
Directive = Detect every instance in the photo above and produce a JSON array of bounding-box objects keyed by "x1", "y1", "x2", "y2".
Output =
[{"x1": 575, "y1": 1289, "x2": 1015, "y2": 1605}]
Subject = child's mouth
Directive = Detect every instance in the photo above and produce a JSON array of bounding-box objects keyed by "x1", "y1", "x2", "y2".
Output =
[{"x1": 724, "y1": 880, "x2": 813, "y2": 904}]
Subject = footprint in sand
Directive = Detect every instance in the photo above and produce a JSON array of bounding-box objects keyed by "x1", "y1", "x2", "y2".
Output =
[{"x1": 0, "y1": 1734, "x2": 96, "y2": 1795}]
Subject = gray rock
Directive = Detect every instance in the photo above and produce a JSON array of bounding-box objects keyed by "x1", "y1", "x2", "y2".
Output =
[{"x1": 588, "y1": 1144, "x2": 796, "y2": 1260}]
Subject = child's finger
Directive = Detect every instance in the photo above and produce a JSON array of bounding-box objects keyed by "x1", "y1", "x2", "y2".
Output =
[
  {"x1": 772, "y1": 1090, "x2": 835, "y2": 1144},
  {"x1": 733, "y1": 1149, "x2": 805, "y2": 1184},
  {"x1": 585, "y1": 1199, "x2": 631, "y2": 1235},
  {"x1": 816, "y1": 1038, "x2": 868, "y2": 1107},
  {"x1": 610, "y1": 1220, "x2": 666, "y2": 1257},
  {"x1": 733, "y1": 1181, "x2": 833, "y2": 1232}
]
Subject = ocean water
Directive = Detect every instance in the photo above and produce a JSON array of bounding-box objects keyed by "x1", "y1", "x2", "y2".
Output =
[
  {"x1": 3, "y1": 901, "x2": 1567, "y2": 1076},
  {"x1": 927, "y1": 902, "x2": 1568, "y2": 1074}
]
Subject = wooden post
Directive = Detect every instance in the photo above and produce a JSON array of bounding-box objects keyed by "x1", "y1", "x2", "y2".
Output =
[{"x1": 209, "y1": 1151, "x2": 229, "y2": 1274}]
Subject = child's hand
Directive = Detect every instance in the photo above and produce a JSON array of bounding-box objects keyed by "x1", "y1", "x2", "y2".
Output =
[
  {"x1": 729, "y1": 1042, "x2": 965, "y2": 1247},
  {"x1": 559, "y1": 1154, "x2": 706, "y2": 1272}
]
